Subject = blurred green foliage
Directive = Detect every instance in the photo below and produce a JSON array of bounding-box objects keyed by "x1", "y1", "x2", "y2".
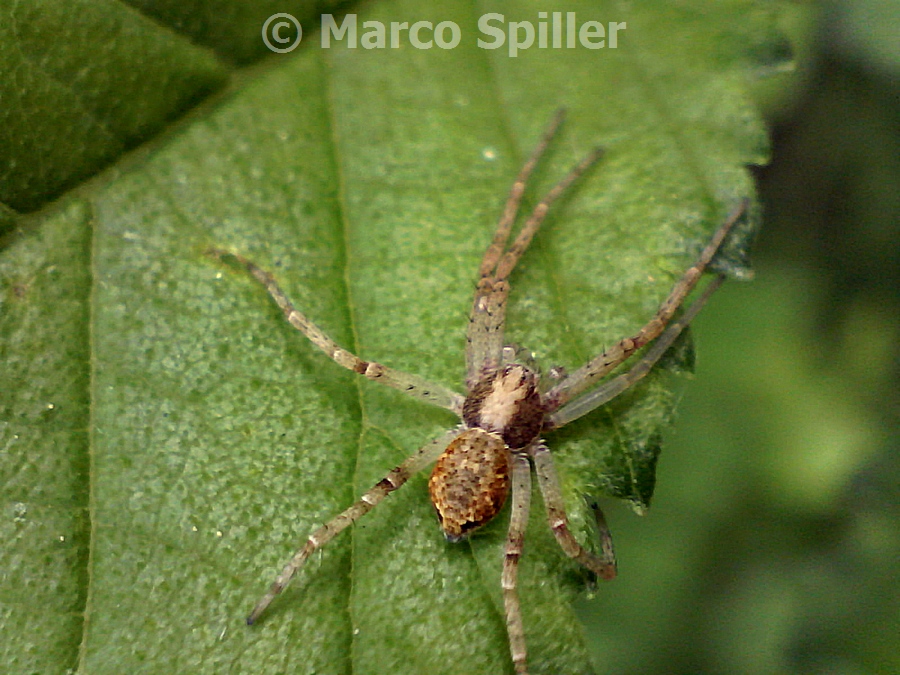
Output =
[{"x1": 575, "y1": 2, "x2": 900, "y2": 673}]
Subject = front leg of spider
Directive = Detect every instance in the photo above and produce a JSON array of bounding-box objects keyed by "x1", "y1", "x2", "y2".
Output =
[{"x1": 226, "y1": 108, "x2": 744, "y2": 675}]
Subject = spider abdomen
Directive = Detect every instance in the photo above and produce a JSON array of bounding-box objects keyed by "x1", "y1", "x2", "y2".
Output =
[
  {"x1": 462, "y1": 364, "x2": 544, "y2": 449},
  {"x1": 429, "y1": 428, "x2": 511, "y2": 542}
]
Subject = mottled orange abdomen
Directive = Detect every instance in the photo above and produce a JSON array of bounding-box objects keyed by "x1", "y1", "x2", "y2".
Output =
[{"x1": 428, "y1": 428, "x2": 511, "y2": 542}]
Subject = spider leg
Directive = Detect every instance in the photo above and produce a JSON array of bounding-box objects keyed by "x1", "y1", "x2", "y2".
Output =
[
  {"x1": 545, "y1": 200, "x2": 747, "y2": 411},
  {"x1": 466, "y1": 109, "x2": 565, "y2": 387},
  {"x1": 208, "y1": 249, "x2": 464, "y2": 415},
  {"x1": 477, "y1": 108, "x2": 566, "y2": 281},
  {"x1": 492, "y1": 147, "x2": 602, "y2": 286},
  {"x1": 530, "y1": 442, "x2": 616, "y2": 579},
  {"x1": 466, "y1": 277, "x2": 510, "y2": 388},
  {"x1": 503, "y1": 450, "x2": 533, "y2": 675},
  {"x1": 247, "y1": 428, "x2": 463, "y2": 624},
  {"x1": 467, "y1": 128, "x2": 602, "y2": 387},
  {"x1": 547, "y1": 274, "x2": 726, "y2": 428}
]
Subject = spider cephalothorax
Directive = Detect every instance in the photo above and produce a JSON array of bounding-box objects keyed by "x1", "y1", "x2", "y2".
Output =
[
  {"x1": 462, "y1": 364, "x2": 544, "y2": 448},
  {"x1": 210, "y1": 109, "x2": 747, "y2": 674}
]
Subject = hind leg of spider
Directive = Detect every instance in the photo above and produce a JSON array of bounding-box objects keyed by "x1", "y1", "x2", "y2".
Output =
[
  {"x1": 530, "y1": 443, "x2": 616, "y2": 579},
  {"x1": 503, "y1": 451, "x2": 533, "y2": 675},
  {"x1": 208, "y1": 249, "x2": 464, "y2": 415},
  {"x1": 247, "y1": 428, "x2": 463, "y2": 624}
]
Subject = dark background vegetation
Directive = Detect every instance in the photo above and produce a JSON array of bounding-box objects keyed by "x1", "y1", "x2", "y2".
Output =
[{"x1": 576, "y1": 2, "x2": 899, "y2": 672}]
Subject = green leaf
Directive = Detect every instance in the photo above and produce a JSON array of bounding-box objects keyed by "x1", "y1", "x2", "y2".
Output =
[
  {"x1": 1, "y1": 1, "x2": 791, "y2": 673},
  {"x1": 119, "y1": 0, "x2": 344, "y2": 64},
  {"x1": 0, "y1": 0, "x2": 228, "y2": 212},
  {"x1": 1, "y1": 201, "x2": 92, "y2": 672}
]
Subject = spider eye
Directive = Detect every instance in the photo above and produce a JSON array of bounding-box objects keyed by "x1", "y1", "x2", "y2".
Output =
[{"x1": 428, "y1": 429, "x2": 510, "y2": 541}]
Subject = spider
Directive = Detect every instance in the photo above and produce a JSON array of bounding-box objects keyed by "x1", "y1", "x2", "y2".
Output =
[{"x1": 208, "y1": 109, "x2": 747, "y2": 675}]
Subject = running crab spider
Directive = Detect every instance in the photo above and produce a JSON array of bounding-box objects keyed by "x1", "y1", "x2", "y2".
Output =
[{"x1": 208, "y1": 109, "x2": 748, "y2": 674}]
